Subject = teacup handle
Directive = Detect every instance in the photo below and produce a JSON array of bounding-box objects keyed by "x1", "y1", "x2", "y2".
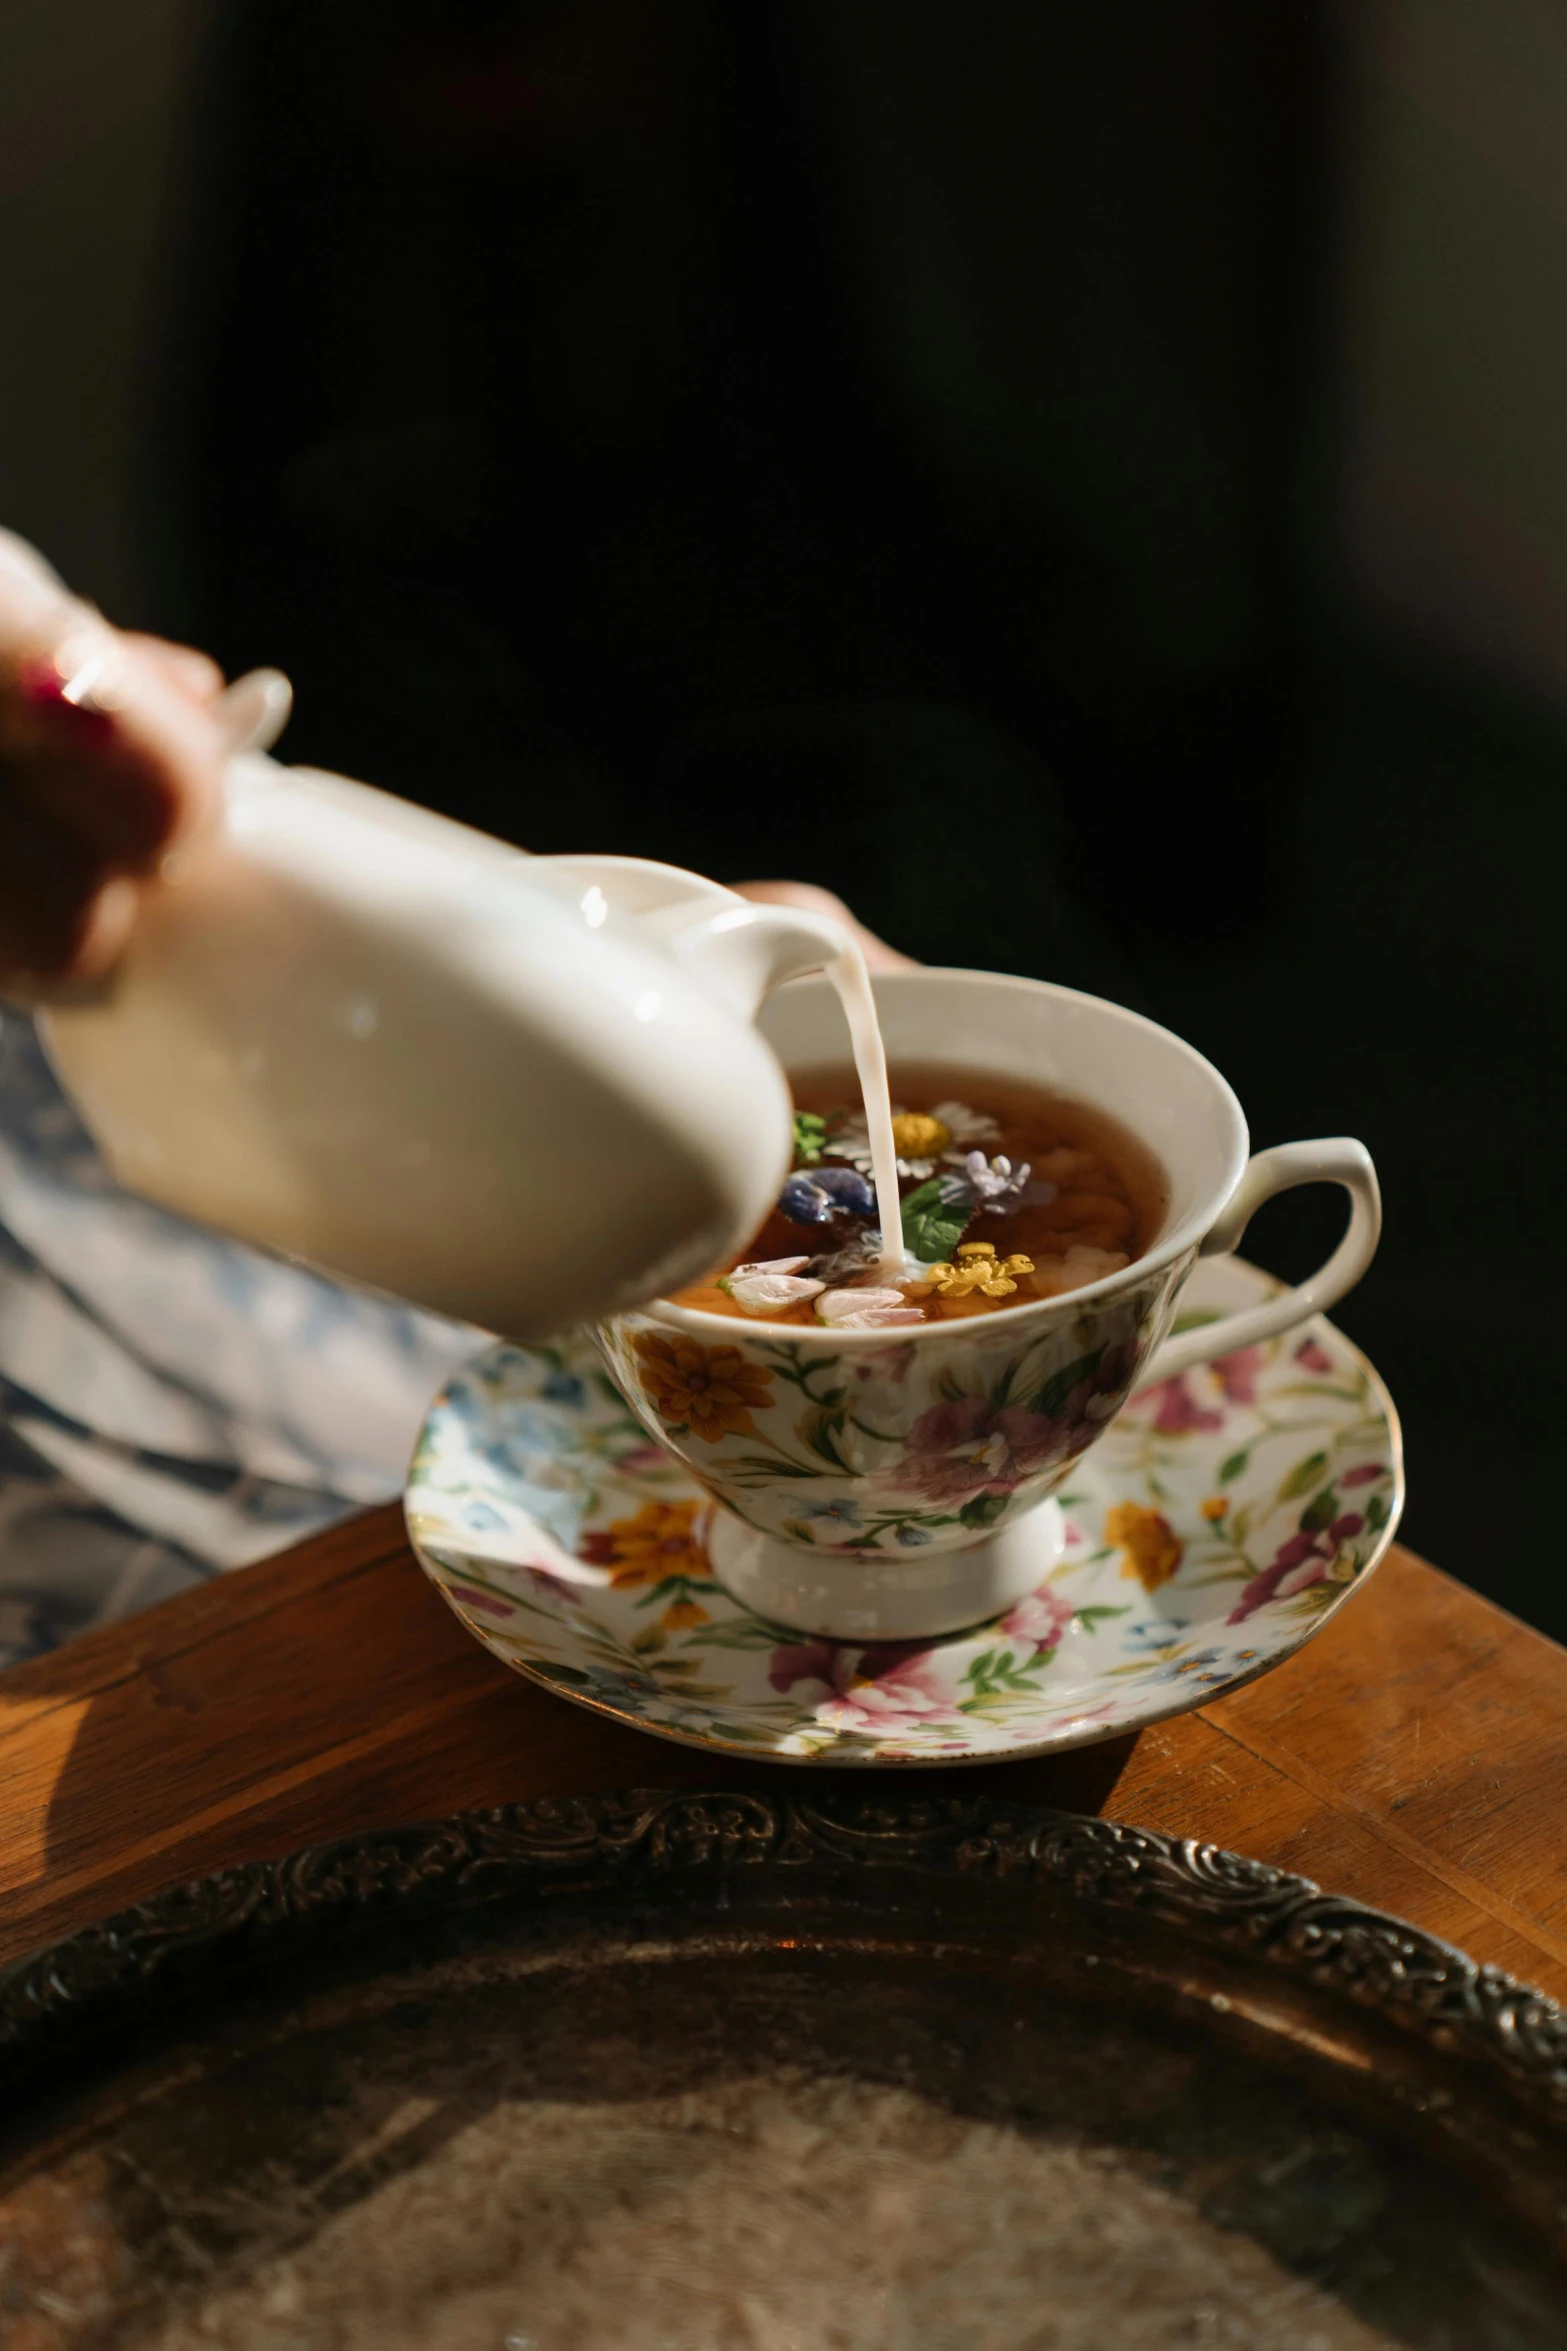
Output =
[{"x1": 1142, "y1": 1138, "x2": 1381, "y2": 1383}]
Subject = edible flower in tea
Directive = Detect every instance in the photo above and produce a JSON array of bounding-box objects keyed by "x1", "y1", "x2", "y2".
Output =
[
  {"x1": 890, "y1": 1110, "x2": 949, "y2": 1161},
  {"x1": 962, "y1": 1151, "x2": 1038, "y2": 1212},
  {"x1": 815, "y1": 1286, "x2": 925, "y2": 1330},
  {"x1": 921, "y1": 1240, "x2": 1036, "y2": 1300},
  {"x1": 779, "y1": 1166, "x2": 877, "y2": 1224},
  {"x1": 719, "y1": 1258, "x2": 827, "y2": 1316},
  {"x1": 665, "y1": 1068, "x2": 1154, "y2": 1328},
  {"x1": 831, "y1": 1098, "x2": 1000, "y2": 1181}
]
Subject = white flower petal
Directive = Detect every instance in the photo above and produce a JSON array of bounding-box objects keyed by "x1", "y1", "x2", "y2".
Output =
[
  {"x1": 831, "y1": 1142, "x2": 877, "y2": 1177},
  {"x1": 955, "y1": 1149, "x2": 1034, "y2": 1210},
  {"x1": 931, "y1": 1099, "x2": 1001, "y2": 1147},
  {"x1": 815, "y1": 1288, "x2": 926, "y2": 1329},
  {"x1": 733, "y1": 1256, "x2": 810, "y2": 1277},
  {"x1": 722, "y1": 1271, "x2": 827, "y2": 1315}
]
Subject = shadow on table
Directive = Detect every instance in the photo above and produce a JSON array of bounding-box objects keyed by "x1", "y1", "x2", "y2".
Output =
[{"x1": 22, "y1": 1604, "x2": 1146, "y2": 1924}]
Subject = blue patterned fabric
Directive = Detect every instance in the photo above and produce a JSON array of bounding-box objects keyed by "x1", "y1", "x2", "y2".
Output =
[{"x1": 0, "y1": 1007, "x2": 480, "y2": 1667}]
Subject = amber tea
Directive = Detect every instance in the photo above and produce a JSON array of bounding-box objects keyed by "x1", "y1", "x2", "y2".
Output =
[{"x1": 668, "y1": 1063, "x2": 1167, "y2": 1330}]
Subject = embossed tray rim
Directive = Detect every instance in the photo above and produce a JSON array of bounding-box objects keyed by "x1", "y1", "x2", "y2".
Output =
[
  {"x1": 4, "y1": 1792, "x2": 1564, "y2": 2145},
  {"x1": 6, "y1": 1797, "x2": 1567, "y2": 2345}
]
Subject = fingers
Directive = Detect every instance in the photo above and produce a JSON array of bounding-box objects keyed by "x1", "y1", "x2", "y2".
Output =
[
  {"x1": 212, "y1": 667, "x2": 293, "y2": 755},
  {"x1": 0, "y1": 602, "x2": 229, "y2": 988},
  {"x1": 122, "y1": 633, "x2": 226, "y2": 707},
  {"x1": 98, "y1": 641, "x2": 228, "y2": 861},
  {"x1": 3, "y1": 644, "x2": 221, "y2": 868},
  {"x1": 0, "y1": 801, "x2": 136, "y2": 983},
  {"x1": 731, "y1": 880, "x2": 918, "y2": 973}
]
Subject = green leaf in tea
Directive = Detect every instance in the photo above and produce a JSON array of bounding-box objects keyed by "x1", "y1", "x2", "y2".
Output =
[
  {"x1": 792, "y1": 1111, "x2": 829, "y2": 1166},
  {"x1": 901, "y1": 1176, "x2": 972, "y2": 1262}
]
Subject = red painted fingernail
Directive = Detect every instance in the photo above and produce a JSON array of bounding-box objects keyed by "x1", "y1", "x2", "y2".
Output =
[{"x1": 17, "y1": 653, "x2": 118, "y2": 742}]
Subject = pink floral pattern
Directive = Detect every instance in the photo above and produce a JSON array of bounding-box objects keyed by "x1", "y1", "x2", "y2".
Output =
[
  {"x1": 600, "y1": 1279, "x2": 1167, "y2": 1560},
  {"x1": 1140, "y1": 1374, "x2": 1223, "y2": 1434},
  {"x1": 894, "y1": 1398, "x2": 1075, "y2": 1506},
  {"x1": 767, "y1": 1585, "x2": 1076, "y2": 1737},
  {"x1": 1135, "y1": 1344, "x2": 1262, "y2": 1430},
  {"x1": 1212, "y1": 1347, "x2": 1264, "y2": 1405},
  {"x1": 1229, "y1": 1512, "x2": 1367, "y2": 1622},
  {"x1": 891, "y1": 1350, "x2": 1142, "y2": 1510},
  {"x1": 1000, "y1": 1588, "x2": 1077, "y2": 1648},
  {"x1": 771, "y1": 1640, "x2": 952, "y2": 1734}
]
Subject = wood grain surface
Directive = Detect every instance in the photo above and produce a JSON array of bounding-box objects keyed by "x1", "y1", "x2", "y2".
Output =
[{"x1": 0, "y1": 1509, "x2": 1561, "y2": 1995}]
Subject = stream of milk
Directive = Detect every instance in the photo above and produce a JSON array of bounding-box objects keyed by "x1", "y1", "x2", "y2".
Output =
[{"x1": 824, "y1": 945, "x2": 907, "y2": 1283}]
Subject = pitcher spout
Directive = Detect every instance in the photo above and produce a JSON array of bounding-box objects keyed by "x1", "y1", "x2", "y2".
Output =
[
  {"x1": 526, "y1": 853, "x2": 854, "y2": 1018},
  {"x1": 656, "y1": 899, "x2": 853, "y2": 1019}
]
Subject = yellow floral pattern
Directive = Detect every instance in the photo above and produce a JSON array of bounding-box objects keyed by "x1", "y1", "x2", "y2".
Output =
[
  {"x1": 631, "y1": 1334, "x2": 775, "y2": 1443},
  {"x1": 1106, "y1": 1500, "x2": 1184, "y2": 1592},
  {"x1": 581, "y1": 1497, "x2": 710, "y2": 1589}
]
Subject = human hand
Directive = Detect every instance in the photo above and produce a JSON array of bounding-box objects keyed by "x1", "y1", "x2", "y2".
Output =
[
  {"x1": 731, "y1": 880, "x2": 916, "y2": 973},
  {"x1": 0, "y1": 533, "x2": 236, "y2": 989},
  {"x1": 0, "y1": 532, "x2": 911, "y2": 994}
]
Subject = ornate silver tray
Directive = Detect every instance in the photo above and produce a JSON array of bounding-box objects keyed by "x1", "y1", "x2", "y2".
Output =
[{"x1": 3, "y1": 1793, "x2": 1566, "y2": 2349}]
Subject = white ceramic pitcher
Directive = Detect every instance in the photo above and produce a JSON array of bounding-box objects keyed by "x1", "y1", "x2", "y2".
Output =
[{"x1": 34, "y1": 750, "x2": 857, "y2": 1338}]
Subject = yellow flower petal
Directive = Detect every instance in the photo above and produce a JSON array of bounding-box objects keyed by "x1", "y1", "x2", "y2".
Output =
[{"x1": 892, "y1": 1111, "x2": 951, "y2": 1157}]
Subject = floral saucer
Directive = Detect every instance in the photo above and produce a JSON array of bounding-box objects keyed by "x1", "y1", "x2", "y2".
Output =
[{"x1": 405, "y1": 1256, "x2": 1403, "y2": 1766}]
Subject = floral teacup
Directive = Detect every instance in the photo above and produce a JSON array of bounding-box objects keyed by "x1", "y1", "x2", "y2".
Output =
[{"x1": 597, "y1": 970, "x2": 1380, "y2": 1640}]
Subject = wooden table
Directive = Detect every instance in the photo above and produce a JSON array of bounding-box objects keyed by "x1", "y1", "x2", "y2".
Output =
[{"x1": 1, "y1": 1508, "x2": 1563, "y2": 1998}]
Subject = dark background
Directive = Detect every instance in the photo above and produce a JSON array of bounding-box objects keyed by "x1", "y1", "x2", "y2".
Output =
[{"x1": 6, "y1": 2, "x2": 1567, "y2": 1632}]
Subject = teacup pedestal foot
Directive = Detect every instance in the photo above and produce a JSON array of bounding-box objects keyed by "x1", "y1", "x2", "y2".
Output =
[{"x1": 704, "y1": 1500, "x2": 1067, "y2": 1643}]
